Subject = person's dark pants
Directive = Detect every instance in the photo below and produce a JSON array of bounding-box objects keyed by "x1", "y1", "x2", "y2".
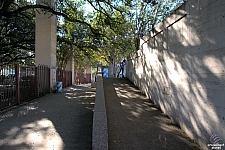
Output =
[
  {"x1": 117, "y1": 67, "x2": 124, "y2": 78},
  {"x1": 121, "y1": 68, "x2": 124, "y2": 77}
]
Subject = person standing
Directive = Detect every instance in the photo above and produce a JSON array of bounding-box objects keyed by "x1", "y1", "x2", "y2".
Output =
[{"x1": 117, "y1": 59, "x2": 126, "y2": 78}]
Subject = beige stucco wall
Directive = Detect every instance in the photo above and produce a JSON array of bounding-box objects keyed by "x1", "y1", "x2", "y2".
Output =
[
  {"x1": 35, "y1": 0, "x2": 57, "y2": 90},
  {"x1": 127, "y1": 1, "x2": 225, "y2": 149}
]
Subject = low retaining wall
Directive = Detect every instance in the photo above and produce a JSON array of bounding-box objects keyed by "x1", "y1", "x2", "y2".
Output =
[{"x1": 92, "y1": 74, "x2": 108, "y2": 150}]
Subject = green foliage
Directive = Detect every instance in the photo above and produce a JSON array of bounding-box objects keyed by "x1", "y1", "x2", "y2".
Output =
[
  {"x1": 0, "y1": 1, "x2": 35, "y2": 66},
  {"x1": 0, "y1": 0, "x2": 185, "y2": 67},
  {"x1": 129, "y1": 0, "x2": 186, "y2": 36}
]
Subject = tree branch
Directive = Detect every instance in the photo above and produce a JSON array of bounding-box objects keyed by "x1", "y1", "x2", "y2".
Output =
[{"x1": 6, "y1": 4, "x2": 103, "y2": 36}]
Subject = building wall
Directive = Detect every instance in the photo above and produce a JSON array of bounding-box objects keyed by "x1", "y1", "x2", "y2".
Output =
[{"x1": 127, "y1": 0, "x2": 225, "y2": 149}]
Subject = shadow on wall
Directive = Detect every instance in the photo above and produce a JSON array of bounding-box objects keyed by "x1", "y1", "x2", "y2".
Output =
[{"x1": 127, "y1": 1, "x2": 225, "y2": 149}]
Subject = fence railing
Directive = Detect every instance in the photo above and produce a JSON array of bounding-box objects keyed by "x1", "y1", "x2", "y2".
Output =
[
  {"x1": 56, "y1": 69, "x2": 72, "y2": 88},
  {"x1": 37, "y1": 65, "x2": 50, "y2": 96},
  {"x1": 19, "y1": 65, "x2": 37, "y2": 103},
  {"x1": 0, "y1": 64, "x2": 72, "y2": 111},
  {"x1": 0, "y1": 63, "x2": 16, "y2": 109},
  {"x1": 74, "y1": 72, "x2": 91, "y2": 84}
]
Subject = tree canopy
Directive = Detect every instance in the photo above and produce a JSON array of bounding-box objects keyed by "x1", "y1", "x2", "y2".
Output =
[
  {"x1": 0, "y1": 0, "x2": 185, "y2": 67},
  {"x1": 0, "y1": 0, "x2": 35, "y2": 65}
]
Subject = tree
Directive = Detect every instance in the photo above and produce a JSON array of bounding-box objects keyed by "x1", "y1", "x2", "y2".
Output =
[
  {"x1": 0, "y1": 0, "x2": 129, "y2": 66},
  {"x1": 0, "y1": 0, "x2": 35, "y2": 66},
  {"x1": 55, "y1": 0, "x2": 186, "y2": 76},
  {"x1": 0, "y1": 0, "x2": 186, "y2": 68},
  {"x1": 130, "y1": 0, "x2": 186, "y2": 37},
  {"x1": 56, "y1": 2, "x2": 103, "y2": 69}
]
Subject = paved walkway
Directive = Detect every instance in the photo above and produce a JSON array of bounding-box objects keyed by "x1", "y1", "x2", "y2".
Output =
[
  {"x1": 0, "y1": 84, "x2": 95, "y2": 150},
  {"x1": 104, "y1": 78, "x2": 201, "y2": 150},
  {"x1": 0, "y1": 78, "x2": 202, "y2": 150}
]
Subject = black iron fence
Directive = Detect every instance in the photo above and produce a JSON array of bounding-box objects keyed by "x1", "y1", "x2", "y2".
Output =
[{"x1": 0, "y1": 64, "x2": 72, "y2": 110}]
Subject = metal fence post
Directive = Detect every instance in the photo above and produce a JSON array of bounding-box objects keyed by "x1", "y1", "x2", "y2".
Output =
[
  {"x1": 48, "y1": 67, "x2": 50, "y2": 93},
  {"x1": 15, "y1": 64, "x2": 20, "y2": 105},
  {"x1": 70, "y1": 71, "x2": 71, "y2": 86},
  {"x1": 35, "y1": 67, "x2": 39, "y2": 98},
  {"x1": 65, "y1": 71, "x2": 68, "y2": 87}
]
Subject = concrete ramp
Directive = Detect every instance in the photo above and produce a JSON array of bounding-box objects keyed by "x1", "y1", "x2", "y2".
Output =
[{"x1": 104, "y1": 78, "x2": 201, "y2": 150}]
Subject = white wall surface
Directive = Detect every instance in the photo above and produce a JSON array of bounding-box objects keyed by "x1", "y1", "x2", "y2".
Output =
[{"x1": 127, "y1": 1, "x2": 225, "y2": 149}]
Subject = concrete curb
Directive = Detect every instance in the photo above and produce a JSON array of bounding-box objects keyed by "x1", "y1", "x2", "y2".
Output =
[{"x1": 92, "y1": 74, "x2": 108, "y2": 150}]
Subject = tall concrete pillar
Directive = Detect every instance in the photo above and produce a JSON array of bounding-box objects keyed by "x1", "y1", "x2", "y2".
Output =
[
  {"x1": 71, "y1": 56, "x2": 74, "y2": 84},
  {"x1": 35, "y1": 0, "x2": 57, "y2": 90},
  {"x1": 65, "y1": 56, "x2": 75, "y2": 84},
  {"x1": 86, "y1": 65, "x2": 92, "y2": 82}
]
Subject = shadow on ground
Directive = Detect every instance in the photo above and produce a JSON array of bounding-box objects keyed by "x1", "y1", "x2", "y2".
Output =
[
  {"x1": 0, "y1": 84, "x2": 95, "y2": 150},
  {"x1": 104, "y1": 78, "x2": 201, "y2": 150}
]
